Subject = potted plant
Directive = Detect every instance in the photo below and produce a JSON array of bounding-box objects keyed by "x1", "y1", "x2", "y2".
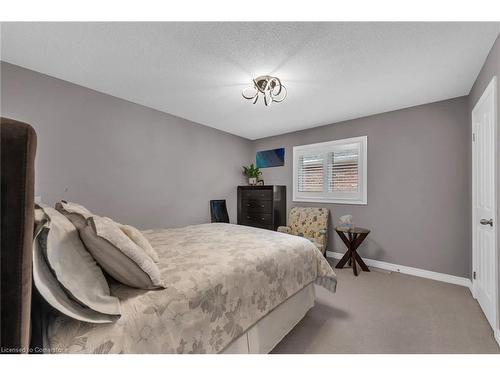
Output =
[{"x1": 242, "y1": 164, "x2": 262, "y2": 186}]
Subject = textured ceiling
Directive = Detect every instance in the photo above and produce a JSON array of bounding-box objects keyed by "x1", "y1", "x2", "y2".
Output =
[{"x1": 1, "y1": 22, "x2": 499, "y2": 139}]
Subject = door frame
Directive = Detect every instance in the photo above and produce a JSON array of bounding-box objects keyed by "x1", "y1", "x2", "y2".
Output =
[{"x1": 471, "y1": 76, "x2": 498, "y2": 338}]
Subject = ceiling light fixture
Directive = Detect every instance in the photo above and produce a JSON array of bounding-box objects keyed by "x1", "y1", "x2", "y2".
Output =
[{"x1": 242, "y1": 75, "x2": 287, "y2": 106}]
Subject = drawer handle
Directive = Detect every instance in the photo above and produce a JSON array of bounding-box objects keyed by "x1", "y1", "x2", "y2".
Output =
[
  {"x1": 261, "y1": 217, "x2": 265, "y2": 220},
  {"x1": 261, "y1": 205, "x2": 264, "y2": 207},
  {"x1": 247, "y1": 216, "x2": 250, "y2": 219}
]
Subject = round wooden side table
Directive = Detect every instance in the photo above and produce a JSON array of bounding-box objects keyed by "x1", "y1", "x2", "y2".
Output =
[{"x1": 334, "y1": 227, "x2": 370, "y2": 276}]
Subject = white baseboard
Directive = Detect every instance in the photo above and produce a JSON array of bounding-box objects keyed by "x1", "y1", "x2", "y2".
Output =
[{"x1": 326, "y1": 251, "x2": 472, "y2": 289}]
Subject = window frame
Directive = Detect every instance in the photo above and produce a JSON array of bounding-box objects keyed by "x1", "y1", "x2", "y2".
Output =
[{"x1": 292, "y1": 136, "x2": 368, "y2": 205}]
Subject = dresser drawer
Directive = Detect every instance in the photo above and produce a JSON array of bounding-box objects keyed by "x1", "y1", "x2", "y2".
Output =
[
  {"x1": 242, "y1": 199, "x2": 273, "y2": 213},
  {"x1": 241, "y1": 213, "x2": 273, "y2": 228},
  {"x1": 241, "y1": 189, "x2": 273, "y2": 201},
  {"x1": 237, "y1": 185, "x2": 286, "y2": 231}
]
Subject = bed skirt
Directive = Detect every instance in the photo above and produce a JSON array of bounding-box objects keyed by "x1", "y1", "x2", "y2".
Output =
[{"x1": 222, "y1": 283, "x2": 315, "y2": 354}]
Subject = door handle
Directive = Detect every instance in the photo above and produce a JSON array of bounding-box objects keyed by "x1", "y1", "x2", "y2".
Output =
[{"x1": 480, "y1": 218, "x2": 493, "y2": 227}]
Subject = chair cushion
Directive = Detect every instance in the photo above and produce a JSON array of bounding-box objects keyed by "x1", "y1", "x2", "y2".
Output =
[
  {"x1": 277, "y1": 226, "x2": 291, "y2": 234},
  {"x1": 288, "y1": 207, "x2": 329, "y2": 251}
]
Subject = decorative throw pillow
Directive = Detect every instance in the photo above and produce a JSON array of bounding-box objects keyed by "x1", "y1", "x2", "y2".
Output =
[
  {"x1": 80, "y1": 216, "x2": 164, "y2": 290},
  {"x1": 119, "y1": 224, "x2": 159, "y2": 263},
  {"x1": 34, "y1": 206, "x2": 121, "y2": 321},
  {"x1": 34, "y1": 205, "x2": 49, "y2": 236},
  {"x1": 55, "y1": 200, "x2": 92, "y2": 230},
  {"x1": 34, "y1": 205, "x2": 47, "y2": 223},
  {"x1": 33, "y1": 226, "x2": 119, "y2": 323}
]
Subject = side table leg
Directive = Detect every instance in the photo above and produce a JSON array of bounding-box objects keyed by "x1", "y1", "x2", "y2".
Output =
[
  {"x1": 354, "y1": 252, "x2": 370, "y2": 272},
  {"x1": 335, "y1": 250, "x2": 352, "y2": 269},
  {"x1": 352, "y1": 251, "x2": 358, "y2": 276}
]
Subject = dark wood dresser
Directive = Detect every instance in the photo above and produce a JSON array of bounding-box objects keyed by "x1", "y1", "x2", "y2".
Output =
[{"x1": 237, "y1": 185, "x2": 286, "y2": 230}]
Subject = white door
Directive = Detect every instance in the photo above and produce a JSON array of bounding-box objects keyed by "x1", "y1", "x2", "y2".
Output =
[{"x1": 472, "y1": 76, "x2": 498, "y2": 331}]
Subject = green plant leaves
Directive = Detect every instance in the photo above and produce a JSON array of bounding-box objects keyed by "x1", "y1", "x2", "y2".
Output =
[{"x1": 242, "y1": 163, "x2": 262, "y2": 178}]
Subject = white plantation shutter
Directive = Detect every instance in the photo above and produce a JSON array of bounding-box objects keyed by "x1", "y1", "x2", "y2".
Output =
[
  {"x1": 293, "y1": 136, "x2": 367, "y2": 204},
  {"x1": 298, "y1": 154, "x2": 324, "y2": 192},
  {"x1": 328, "y1": 148, "x2": 359, "y2": 193}
]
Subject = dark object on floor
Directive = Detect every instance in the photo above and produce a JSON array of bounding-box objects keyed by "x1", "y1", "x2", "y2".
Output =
[
  {"x1": 210, "y1": 199, "x2": 230, "y2": 223},
  {"x1": 1, "y1": 117, "x2": 37, "y2": 353},
  {"x1": 237, "y1": 185, "x2": 286, "y2": 231},
  {"x1": 335, "y1": 226, "x2": 370, "y2": 276}
]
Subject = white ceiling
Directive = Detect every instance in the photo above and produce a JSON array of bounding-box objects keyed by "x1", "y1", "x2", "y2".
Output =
[{"x1": 1, "y1": 22, "x2": 499, "y2": 139}]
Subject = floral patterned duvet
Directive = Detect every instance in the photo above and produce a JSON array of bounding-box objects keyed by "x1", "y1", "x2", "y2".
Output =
[{"x1": 46, "y1": 223, "x2": 337, "y2": 353}]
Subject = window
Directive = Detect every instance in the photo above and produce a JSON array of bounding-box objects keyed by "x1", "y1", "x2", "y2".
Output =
[{"x1": 293, "y1": 136, "x2": 367, "y2": 204}]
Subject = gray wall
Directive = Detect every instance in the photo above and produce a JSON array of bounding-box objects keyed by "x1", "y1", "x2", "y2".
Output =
[
  {"x1": 3, "y1": 46, "x2": 496, "y2": 280},
  {"x1": 0, "y1": 62, "x2": 252, "y2": 228},
  {"x1": 468, "y1": 34, "x2": 500, "y2": 333},
  {"x1": 253, "y1": 97, "x2": 471, "y2": 278}
]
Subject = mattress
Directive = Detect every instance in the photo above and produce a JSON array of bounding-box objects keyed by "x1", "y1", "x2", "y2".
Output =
[{"x1": 46, "y1": 223, "x2": 336, "y2": 353}]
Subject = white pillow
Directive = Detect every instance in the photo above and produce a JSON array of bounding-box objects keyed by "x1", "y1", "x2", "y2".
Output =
[
  {"x1": 33, "y1": 230, "x2": 119, "y2": 323},
  {"x1": 55, "y1": 201, "x2": 160, "y2": 262},
  {"x1": 33, "y1": 207, "x2": 121, "y2": 322},
  {"x1": 80, "y1": 216, "x2": 164, "y2": 290},
  {"x1": 119, "y1": 224, "x2": 159, "y2": 263},
  {"x1": 34, "y1": 205, "x2": 49, "y2": 236},
  {"x1": 55, "y1": 200, "x2": 92, "y2": 230}
]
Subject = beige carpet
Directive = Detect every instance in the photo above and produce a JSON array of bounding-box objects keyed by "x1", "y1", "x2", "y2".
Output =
[{"x1": 272, "y1": 261, "x2": 499, "y2": 354}]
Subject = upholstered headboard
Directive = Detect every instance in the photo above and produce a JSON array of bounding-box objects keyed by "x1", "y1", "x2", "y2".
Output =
[{"x1": 1, "y1": 117, "x2": 37, "y2": 353}]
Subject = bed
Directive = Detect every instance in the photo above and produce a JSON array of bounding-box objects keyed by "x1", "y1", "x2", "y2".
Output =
[
  {"x1": 0, "y1": 118, "x2": 337, "y2": 354},
  {"x1": 44, "y1": 223, "x2": 336, "y2": 353}
]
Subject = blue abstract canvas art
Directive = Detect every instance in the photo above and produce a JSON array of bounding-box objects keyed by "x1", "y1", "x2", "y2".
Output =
[{"x1": 256, "y1": 148, "x2": 285, "y2": 168}]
